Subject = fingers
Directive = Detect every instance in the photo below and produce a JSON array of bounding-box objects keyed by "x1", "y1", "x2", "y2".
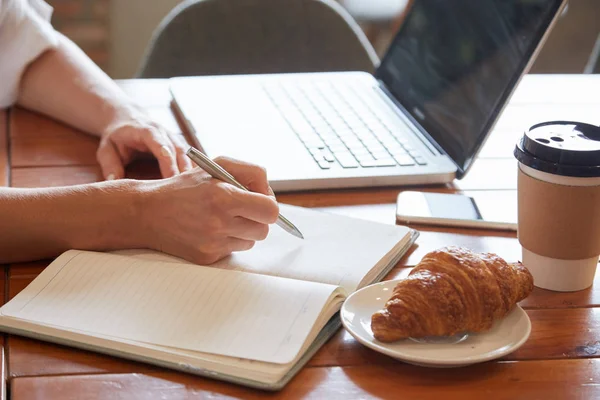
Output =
[
  {"x1": 139, "y1": 129, "x2": 180, "y2": 178},
  {"x1": 192, "y1": 237, "x2": 256, "y2": 264},
  {"x1": 175, "y1": 143, "x2": 193, "y2": 173},
  {"x1": 97, "y1": 138, "x2": 125, "y2": 180},
  {"x1": 227, "y1": 217, "x2": 270, "y2": 241},
  {"x1": 225, "y1": 237, "x2": 256, "y2": 253},
  {"x1": 169, "y1": 134, "x2": 193, "y2": 173},
  {"x1": 214, "y1": 156, "x2": 273, "y2": 197},
  {"x1": 142, "y1": 129, "x2": 193, "y2": 177},
  {"x1": 211, "y1": 237, "x2": 256, "y2": 261},
  {"x1": 101, "y1": 117, "x2": 193, "y2": 179},
  {"x1": 215, "y1": 182, "x2": 280, "y2": 224}
]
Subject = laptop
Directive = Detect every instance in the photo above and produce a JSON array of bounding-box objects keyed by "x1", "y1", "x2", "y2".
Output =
[{"x1": 170, "y1": 0, "x2": 567, "y2": 192}]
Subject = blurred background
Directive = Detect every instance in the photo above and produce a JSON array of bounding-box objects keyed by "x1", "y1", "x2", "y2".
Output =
[{"x1": 46, "y1": 0, "x2": 599, "y2": 79}]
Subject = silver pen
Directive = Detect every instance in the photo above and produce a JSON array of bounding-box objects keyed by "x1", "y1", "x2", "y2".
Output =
[{"x1": 186, "y1": 147, "x2": 304, "y2": 239}]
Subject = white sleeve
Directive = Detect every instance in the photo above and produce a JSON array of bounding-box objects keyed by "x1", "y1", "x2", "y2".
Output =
[{"x1": 0, "y1": 0, "x2": 59, "y2": 108}]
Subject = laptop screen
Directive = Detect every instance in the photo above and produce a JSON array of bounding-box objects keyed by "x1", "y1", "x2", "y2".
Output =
[{"x1": 376, "y1": 0, "x2": 564, "y2": 176}]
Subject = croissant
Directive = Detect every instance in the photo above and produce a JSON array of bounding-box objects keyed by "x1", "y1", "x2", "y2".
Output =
[{"x1": 371, "y1": 246, "x2": 533, "y2": 342}]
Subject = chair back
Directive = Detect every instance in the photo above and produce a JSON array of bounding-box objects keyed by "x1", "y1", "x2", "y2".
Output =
[{"x1": 137, "y1": 0, "x2": 378, "y2": 78}]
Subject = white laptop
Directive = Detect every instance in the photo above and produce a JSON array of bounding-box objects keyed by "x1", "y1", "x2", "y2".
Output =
[{"x1": 170, "y1": 0, "x2": 567, "y2": 192}]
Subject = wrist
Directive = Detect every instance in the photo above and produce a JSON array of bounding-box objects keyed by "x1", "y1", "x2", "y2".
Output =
[
  {"x1": 100, "y1": 102, "x2": 145, "y2": 136},
  {"x1": 103, "y1": 179, "x2": 150, "y2": 250},
  {"x1": 134, "y1": 178, "x2": 172, "y2": 251},
  {"x1": 66, "y1": 179, "x2": 149, "y2": 251},
  {"x1": 0, "y1": 179, "x2": 153, "y2": 262}
]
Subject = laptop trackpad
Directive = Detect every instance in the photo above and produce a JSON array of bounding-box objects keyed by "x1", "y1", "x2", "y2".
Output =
[{"x1": 187, "y1": 81, "x2": 312, "y2": 177}]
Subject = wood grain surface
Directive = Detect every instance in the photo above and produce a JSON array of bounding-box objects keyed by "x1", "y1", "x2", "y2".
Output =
[
  {"x1": 10, "y1": 359, "x2": 600, "y2": 400},
  {"x1": 3, "y1": 75, "x2": 599, "y2": 399}
]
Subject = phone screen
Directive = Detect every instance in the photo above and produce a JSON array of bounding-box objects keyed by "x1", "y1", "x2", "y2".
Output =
[
  {"x1": 396, "y1": 191, "x2": 517, "y2": 230},
  {"x1": 424, "y1": 193, "x2": 483, "y2": 220}
]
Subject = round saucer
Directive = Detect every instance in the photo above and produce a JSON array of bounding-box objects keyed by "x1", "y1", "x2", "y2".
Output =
[{"x1": 340, "y1": 280, "x2": 531, "y2": 367}]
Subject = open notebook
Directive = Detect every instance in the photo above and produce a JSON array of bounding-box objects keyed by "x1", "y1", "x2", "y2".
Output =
[{"x1": 0, "y1": 205, "x2": 417, "y2": 390}]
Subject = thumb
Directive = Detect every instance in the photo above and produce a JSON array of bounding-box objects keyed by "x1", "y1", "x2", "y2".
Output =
[{"x1": 96, "y1": 140, "x2": 125, "y2": 180}]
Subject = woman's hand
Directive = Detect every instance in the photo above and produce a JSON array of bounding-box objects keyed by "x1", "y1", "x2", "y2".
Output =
[
  {"x1": 98, "y1": 112, "x2": 192, "y2": 180},
  {"x1": 141, "y1": 156, "x2": 279, "y2": 264},
  {"x1": 16, "y1": 32, "x2": 194, "y2": 180}
]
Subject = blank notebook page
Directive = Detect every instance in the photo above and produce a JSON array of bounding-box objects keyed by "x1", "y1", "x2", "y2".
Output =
[
  {"x1": 212, "y1": 204, "x2": 411, "y2": 292},
  {"x1": 115, "y1": 205, "x2": 411, "y2": 293},
  {"x1": 2, "y1": 250, "x2": 340, "y2": 364}
]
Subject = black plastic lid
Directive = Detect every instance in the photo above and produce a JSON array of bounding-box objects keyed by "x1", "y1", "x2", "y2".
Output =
[{"x1": 514, "y1": 121, "x2": 600, "y2": 177}]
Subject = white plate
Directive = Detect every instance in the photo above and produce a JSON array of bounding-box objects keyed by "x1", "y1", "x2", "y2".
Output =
[{"x1": 341, "y1": 280, "x2": 531, "y2": 367}]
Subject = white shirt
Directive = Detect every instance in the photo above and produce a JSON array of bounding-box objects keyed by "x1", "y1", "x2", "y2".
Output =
[{"x1": 0, "y1": 0, "x2": 58, "y2": 108}]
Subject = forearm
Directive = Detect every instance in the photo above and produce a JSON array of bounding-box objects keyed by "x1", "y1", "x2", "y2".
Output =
[
  {"x1": 16, "y1": 32, "x2": 137, "y2": 137},
  {"x1": 0, "y1": 181, "x2": 148, "y2": 263}
]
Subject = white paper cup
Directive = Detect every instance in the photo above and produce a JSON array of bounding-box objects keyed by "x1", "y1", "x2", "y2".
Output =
[
  {"x1": 515, "y1": 121, "x2": 600, "y2": 292},
  {"x1": 518, "y1": 164, "x2": 600, "y2": 291}
]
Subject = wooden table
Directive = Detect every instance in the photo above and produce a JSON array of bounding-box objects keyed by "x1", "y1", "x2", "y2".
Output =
[{"x1": 2, "y1": 75, "x2": 599, "y2": 399}]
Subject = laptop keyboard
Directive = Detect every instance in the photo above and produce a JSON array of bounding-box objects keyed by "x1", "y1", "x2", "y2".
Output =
[{"x1": 263, "y1": 80, "x2": 427, "y2": 170}]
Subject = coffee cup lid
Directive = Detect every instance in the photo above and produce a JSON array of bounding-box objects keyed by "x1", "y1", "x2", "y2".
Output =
[{"x1": 514, "y1": 121, "x2": 600, "y2": 177}]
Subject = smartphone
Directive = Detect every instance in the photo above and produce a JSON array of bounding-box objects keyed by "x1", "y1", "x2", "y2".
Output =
[{"x1": 396, "y1": 191, "x2": 517, "y2": 231}]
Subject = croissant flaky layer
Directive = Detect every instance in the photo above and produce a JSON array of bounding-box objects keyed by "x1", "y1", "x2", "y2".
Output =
[{"x1": 371, "y1": 247, "x2": 534, "y2": 342}]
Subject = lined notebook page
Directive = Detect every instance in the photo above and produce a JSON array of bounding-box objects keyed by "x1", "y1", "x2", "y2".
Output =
[
  {"x1": 212, "y1": 204, "x2": 411, "y2": 292},
  {"x1": 3, "y1": 250, "x2": 341, "y2": 364}
]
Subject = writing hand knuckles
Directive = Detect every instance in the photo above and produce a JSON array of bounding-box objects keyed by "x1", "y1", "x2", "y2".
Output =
[
  {"x1": 187, "y1": 168, "x2": 211, "y2": 182},
  {"x1": 209, "y1": 183, "x2": 240, "y2": 212},
  {"x1": 203, "y1": 215, "x2": 228, "y2": 236}
]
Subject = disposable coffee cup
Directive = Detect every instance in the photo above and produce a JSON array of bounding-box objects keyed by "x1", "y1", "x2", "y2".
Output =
[{"x1": 514, "y1": 121, "x2": 600, "y2": 292}]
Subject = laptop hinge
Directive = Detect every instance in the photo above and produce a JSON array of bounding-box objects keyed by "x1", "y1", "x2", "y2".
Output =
[{"x1": 375, "y1": 79, "x2": 446, "y2": 157}]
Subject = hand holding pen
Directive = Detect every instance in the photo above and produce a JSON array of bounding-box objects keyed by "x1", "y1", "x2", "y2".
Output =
[
  {"x1": 141, "y1": 151, "x2": 299, "y2": 265},
  {"x1": 186, "y1": 147, "x2": 304, "y2": 239}
]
